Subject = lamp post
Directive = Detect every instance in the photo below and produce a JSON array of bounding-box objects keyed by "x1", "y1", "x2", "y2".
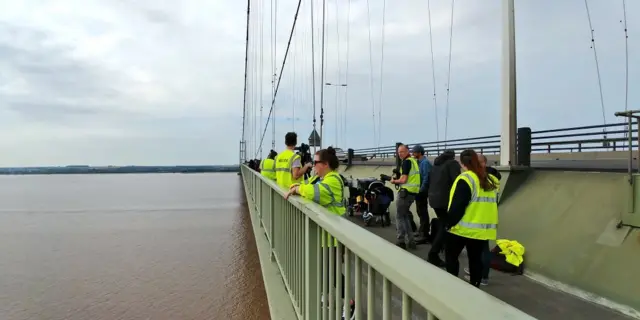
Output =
[{"x1": 324, "y1": 82, "x2": 348, "y2": 147}]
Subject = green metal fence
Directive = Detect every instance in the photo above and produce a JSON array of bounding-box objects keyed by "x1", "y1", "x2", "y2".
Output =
[{"x1": 241, "y1": 165, "x2": 536, "y2": 320}]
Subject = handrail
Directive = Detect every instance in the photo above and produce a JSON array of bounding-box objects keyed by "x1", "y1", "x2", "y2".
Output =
[
  {"x1": 351, "y1": 122, "x2": 638, "y2": 158},
  {"x1": 241, "y1": 165, "x2": 535, "y2": 319}
]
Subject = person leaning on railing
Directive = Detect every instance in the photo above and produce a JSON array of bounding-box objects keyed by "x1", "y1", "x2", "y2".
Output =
[
  {"x1": 444, "y1": 149, "x2": 499, "y2": 288},
  {"x1": 260, "y1": 150, "x2": 278, "y2": 181},
  {"x1": 284, "y1": 147, "x2": 356, "y2": 318}
]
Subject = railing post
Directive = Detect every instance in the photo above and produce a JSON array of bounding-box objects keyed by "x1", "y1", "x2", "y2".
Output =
[
  {"x1": 517, "y1": 127, "x2": 531, "y2": 166},
  {"x1": 347, "y1": 148, "x2": 354, "y2": 166},
  {"x1": 269, "y1": 188, "x2": 276, "y2": 262},
  {"x1": 304, "y1": 216, "x2": 320, "y2": 320}
]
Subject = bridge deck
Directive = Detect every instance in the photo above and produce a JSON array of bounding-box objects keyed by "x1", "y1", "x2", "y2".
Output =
[{"x1": 345, "y1": 216, "x2": 633, "y2": 320}]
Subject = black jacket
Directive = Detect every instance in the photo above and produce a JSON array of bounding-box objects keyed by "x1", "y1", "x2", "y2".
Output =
[{"x1": 427, "y1": 152, "x2": 461, "y2": 211}]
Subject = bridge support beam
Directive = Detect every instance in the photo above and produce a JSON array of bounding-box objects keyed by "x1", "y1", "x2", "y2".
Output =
[{"x1": 500, "y1": 0, "x2": 517, "y2": 167}]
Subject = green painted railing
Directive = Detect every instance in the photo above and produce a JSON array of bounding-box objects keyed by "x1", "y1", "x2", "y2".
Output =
[{"x1": 241, "y1": 165, "x2": 535, "y2": 320}]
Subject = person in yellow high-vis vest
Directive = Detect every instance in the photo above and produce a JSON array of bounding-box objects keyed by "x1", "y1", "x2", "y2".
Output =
[
  {"x1": 275, "y1": 132, "x2": 312, "y2": 189},
  {"x1": 390, "y1": 144, "x2": 421, "y2": 250},
  {"x1": 444, "y1": 149, "x2": 499, "y2": 288},
  {"x1": 260, "y1": 150, "x2": 277, "y2": 180},
  {"x1": 284, "y1": 147, "x2": 355, "y2": 318}
]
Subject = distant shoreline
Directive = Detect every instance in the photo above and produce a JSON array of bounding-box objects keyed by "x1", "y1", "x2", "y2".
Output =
[{"x1": 0, "y1": 166, "x2": 240, "y2": 175}]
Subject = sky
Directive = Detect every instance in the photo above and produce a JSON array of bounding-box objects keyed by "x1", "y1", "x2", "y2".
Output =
[{"x1": 0, "y1": 0, "x2": 638, "y2": 166}]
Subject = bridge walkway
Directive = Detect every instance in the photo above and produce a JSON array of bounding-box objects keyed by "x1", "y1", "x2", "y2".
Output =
[{"x1": 344, "y1": 215, "x2": 633, "y2": 320}]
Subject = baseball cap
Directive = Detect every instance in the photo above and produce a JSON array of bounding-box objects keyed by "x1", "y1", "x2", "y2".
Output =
[{"x1": 412, "y1": 145, "x2": 425, "y2": 154}]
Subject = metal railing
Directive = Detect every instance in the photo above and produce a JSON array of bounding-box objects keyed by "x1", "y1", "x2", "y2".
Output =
[
  {"x1": 352, "y1": 122, "x2": 638, "y2": 159},
  {"x1": 241, "y1": 165, "x2": 535, "y2": 320}
]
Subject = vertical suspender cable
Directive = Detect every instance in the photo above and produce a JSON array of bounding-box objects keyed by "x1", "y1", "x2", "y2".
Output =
[
  {"x1": 377, "y1": 0, "x2": 387, "y2": 152},
  {"x1": 334, "y1": 0, "x2": 342, "y2": 148},
  {"x1": 310, "y1": 0, "x2": 318, "y2": 154},
  {"x1": 365, "y1": 0, "x2": 377, "y2": 148},
  {"x1": 343, "y1": 0, "x2": 351, "y2": 148},
  {"x1": 622, "y1": 0, "x2": 629, "y2": 112},
  {"x1": 272, "y1": 0, "x2": 278, "y2": 149},
  {"x1": 443, "y1": 0, "x2": 455, "y2": 146},
  {"x1": 427, "y1": 0, "x2": 440, "y2": 149},
  {"x1": 319, "y1": 0, "x2": 327, "y2": 149},
  {"x1": 259, "y1": 0, "x2": 265, "y2": 156},
  {"x1": 583, "y1": 0, "x2": 608, "y2": 138},
  {"x1": 241, "y1": 0, "x2": 251, "y2": 162},
  {"x1": 256, "y1": 0, "x2": 304, "y2": 155}
]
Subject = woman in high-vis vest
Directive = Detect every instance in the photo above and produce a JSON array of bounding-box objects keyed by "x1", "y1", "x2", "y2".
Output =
[
  {"x1": 284, "y1": 147, "x2": 355, "y2": 318},
  {"x1": 444, "y1": 149, "x2": 499, "y2": 288},
  {"x1": 260, "y1": 150, "x2": 278, "y2": 180}
]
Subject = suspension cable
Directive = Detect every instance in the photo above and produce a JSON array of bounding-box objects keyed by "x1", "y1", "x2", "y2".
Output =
[
  {"x1": 365, "y1": 0, "x2": 377, "y2": 148},
  {"x1": 256, "y1": 0, "x2": 304, "y2": 157},
  {"x1": 259, "y1": 0, "x2": 265, "y2": 156},
  {"x1": 377, "y1": 0, "x2": 387, "y2": 151},
  {"x1": 443, "y1": 0, "x2": 455, "y2": 145},
  {"x1": 319, "y1": 0, "x2": 327, "y2": 149},
  {"x1": 622, "y1": 0, "x2": 629, "y2": 113},
  {"x1": 240, "y1": 0, "x2": 251, "y2": 162},
  {"x1": 343, "y1": 0, "x2": 351, "y2": 148},
  {"x1": 310, "y1": 0, "x2": 318, "y2": 154},
  {"x1": 271, "y1": 0, "x2": 279, "y2": 150},
  {"x1": 583, "y1": 0, "x2": 607, "y2": 133},
  {"x1": 334, "y1": 0, "x2": 342, "y2": 148},
  {"x1": 427, "y1": 0, "x2": 440, "y2": 147}
]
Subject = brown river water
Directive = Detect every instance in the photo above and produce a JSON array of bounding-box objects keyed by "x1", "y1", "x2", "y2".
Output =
[{"x1": 0, "y1": 173, "x2": 269, "y2": 320}]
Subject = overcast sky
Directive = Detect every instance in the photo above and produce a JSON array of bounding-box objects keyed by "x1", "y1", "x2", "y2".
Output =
[{"x1": 0, "y1": 0, "x2": 638, "y2": 166}]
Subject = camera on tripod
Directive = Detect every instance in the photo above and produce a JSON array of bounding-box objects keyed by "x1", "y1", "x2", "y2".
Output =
[{"x1": 294, "y1": 143, "x2": 312, "y2": 179}]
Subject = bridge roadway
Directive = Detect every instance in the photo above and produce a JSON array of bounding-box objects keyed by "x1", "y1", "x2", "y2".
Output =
[
  {"x1": 340, "y1": 216, "x2": 633, "y2": 320},
  {"x1": 351, "y1": 159, "x2": 638, "y2": 172}
]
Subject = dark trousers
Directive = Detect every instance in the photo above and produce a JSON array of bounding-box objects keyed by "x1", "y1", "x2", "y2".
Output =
[
  {"x1": 445, "y1": 232, "x2": 488, "y2": 288},
  {"x1": 481, "y1": 241, "x2": 491, "y2": 280},
  {"x1": 428, "y1": 207, "x2": 447, "y2": 259},
  {"x1": 415, "y1": 192, "x2": 430, "y2": 238}
]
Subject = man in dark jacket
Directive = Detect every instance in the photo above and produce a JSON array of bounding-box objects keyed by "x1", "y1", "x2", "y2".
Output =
[{"x1": 426, "y1": 149, "x2": 461, "y2": 267}]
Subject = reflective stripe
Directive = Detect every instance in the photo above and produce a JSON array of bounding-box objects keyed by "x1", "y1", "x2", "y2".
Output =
[
  {"x1": 459, "y1": 173, "x2": 496, "y2": 204},
  {"x1": 457, "y1": 221, "x2": 498, "y2": 229},
  {"x1": 311, "y1": 180, "x2": 344, "y2": 208}
]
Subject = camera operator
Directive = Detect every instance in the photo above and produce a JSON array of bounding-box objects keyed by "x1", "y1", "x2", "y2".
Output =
[
  {"x1": 390, "y1": 144, "x2": 420, "y2": 250},
  {"x1": 275, "y1": 132, "x2": 312, "y2": 189}
]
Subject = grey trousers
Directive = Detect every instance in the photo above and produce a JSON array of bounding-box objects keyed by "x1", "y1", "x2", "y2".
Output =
[{"x1": 395, "y1": 193, "x2": 416, "y2": 244}]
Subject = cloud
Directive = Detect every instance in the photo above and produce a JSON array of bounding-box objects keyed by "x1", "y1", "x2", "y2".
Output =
[{"x1": 0, "y1": 0, "x2": 638, "y2": 166}]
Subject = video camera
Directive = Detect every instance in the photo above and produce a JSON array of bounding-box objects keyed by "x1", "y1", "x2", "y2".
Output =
[
  {"x1": 379, "y1": 174, "x2": 393, "y2": 182},
  {"x1": 294, "y1": 143, "x2": 312, "y2": 179}
]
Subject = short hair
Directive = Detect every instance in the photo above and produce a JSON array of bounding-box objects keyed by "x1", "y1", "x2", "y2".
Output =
[{"x1": 285, "y1": 132, "x2": 297, "y2": 147}]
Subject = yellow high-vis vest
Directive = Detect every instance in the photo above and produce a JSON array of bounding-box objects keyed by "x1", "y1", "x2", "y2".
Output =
[
  {"x1": 400, "y1": 157, "x2": 421, "y2": 194},
  {"x1": 260, "y1": 158, "x2": 276, "y2": 180},
  {"x1": 275, "y1": 149, "x2": 302, "y2": 189},
  {"x1": 447, "y1": 170, "x2": 499, "y2": 240}
]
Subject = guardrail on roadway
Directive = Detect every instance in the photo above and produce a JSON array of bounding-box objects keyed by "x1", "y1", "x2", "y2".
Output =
[
  {"x1": 241, "y1": 165, "x2": 535, "y2": 319},
  {"x1": 353, "y1": 122, "x2": 637, "y2": 159}
]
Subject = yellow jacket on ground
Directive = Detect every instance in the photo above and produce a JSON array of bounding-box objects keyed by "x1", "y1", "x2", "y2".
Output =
[
  {"x1": 496, "y1": 239, "x2": 525, "y2": 267},
  {"x1": 298, "y1": 171, "x2": 345, "y2": 247},
  {"x1": 448, "y1": 170, "x2": 499, "y2": 241}
]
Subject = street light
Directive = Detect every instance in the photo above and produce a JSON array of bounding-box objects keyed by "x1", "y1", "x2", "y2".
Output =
[{"x1": 325, "y1": 82, "x2": 347, "y2": 87}]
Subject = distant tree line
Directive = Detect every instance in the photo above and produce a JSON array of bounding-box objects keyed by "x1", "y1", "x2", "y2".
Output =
[{"x1": 0, "y1": 165, "x2": 240, "y2": 175}]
